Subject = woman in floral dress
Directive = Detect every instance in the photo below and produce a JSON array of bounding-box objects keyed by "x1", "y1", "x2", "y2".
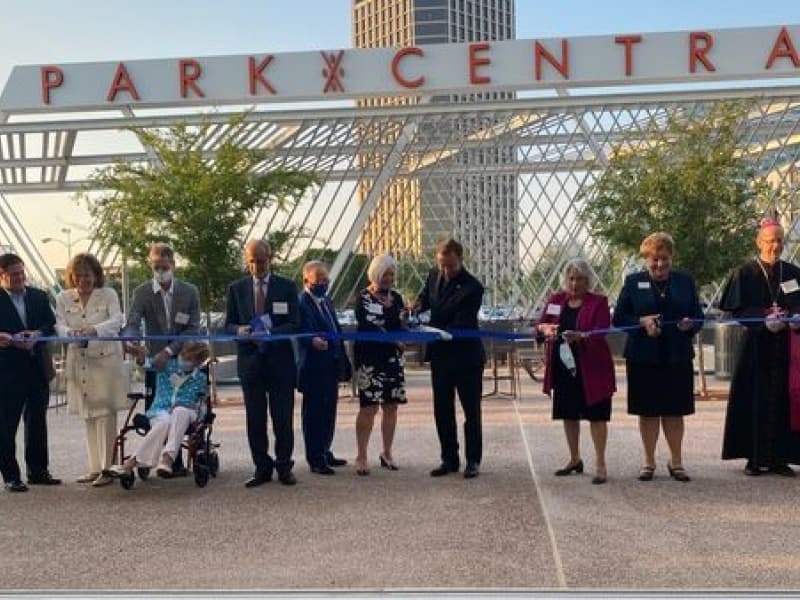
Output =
[{"x1": 353, "y1": 254, "x2": 407, "y2": 475}]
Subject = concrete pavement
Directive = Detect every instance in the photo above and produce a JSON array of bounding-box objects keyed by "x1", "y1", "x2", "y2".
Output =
[{"x1": 1, "y1": 367, "x2": 799, "y2": 591}]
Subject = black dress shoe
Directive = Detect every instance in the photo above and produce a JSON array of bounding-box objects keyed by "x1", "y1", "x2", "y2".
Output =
[
  {"x1": 278, "y1": 471, "x2": 297, "y2": 485},
  {"x1": 329, "y1": 458, "x2": 348, "y2": 467},
  {"x1": 244, "y1": 470, "x2": 273, "y2": 488},
  {"x1": 5, "y1": 480, "x2": 28, "y2": 492},
  {"x1": 28, "y1": 473, "x2": 62, "y2": 485},
  {"x1": 554, "y1": 460, "x2": 584, "y2": 476},
  {"x1": 430, "y1": 463, "x2": 459, "y2": 477},
  {"x1": 311, "y1": 465, "x2": 335, "y2": 475},
  {"x1": 771, "y1": 464, "x2": 796, "y2": 477},
  {"x1": 744, "y1": 461, "x2": 762, "y2": 476},
  {"x1": 463, "y1": 463, "x2": 480, "y2": 479}
]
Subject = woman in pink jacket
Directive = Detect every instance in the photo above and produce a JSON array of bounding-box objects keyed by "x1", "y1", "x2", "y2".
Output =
[{"x1": 538, "y1": 258, "x2": 616, "y2": 484}]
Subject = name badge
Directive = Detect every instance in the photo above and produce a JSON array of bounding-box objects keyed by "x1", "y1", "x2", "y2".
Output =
[
  {"x1": 366, "y1": 302, "x2": 384, "y2": 315},
  {"x1": 545, "y1": 303, "x2": 561, "y2": 316},
  {"x1": 638, "y1": 281, "x2": 651, "y2": 290},
  {"x1": 174, "y1": 311, "x2": 190, "y2": 325},
  {"x1": 780, "y1": 279, "x2": 800, "y2": 294},
  {"x1": 272, "y1": 301, "x2": 289, "y2": 315}
]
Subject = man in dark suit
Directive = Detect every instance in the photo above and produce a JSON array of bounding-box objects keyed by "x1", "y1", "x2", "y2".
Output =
[
  {"x1": 226, "y1": 239, "x2": 300, "y2": 487},
  {"x1": 0, "y1": 253, "x2": 61, "y2": 491},
  {"x1": 123, "y1": 243, "x2": 201, "y2": 367},
  {"x1": 416, "y1": 239, "x2": 485, "y2": 479},
  {"x1": 297, "y1": 261, "x2": 349, "y2": 475}
]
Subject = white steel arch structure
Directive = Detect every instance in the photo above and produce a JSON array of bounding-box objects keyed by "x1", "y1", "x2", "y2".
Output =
[
  {"x1": 2, "y1": 86, "x2": 800, "y2": 310},
  {"x1": 2, "y1": 23, "x2": 800, "y2": 309}
]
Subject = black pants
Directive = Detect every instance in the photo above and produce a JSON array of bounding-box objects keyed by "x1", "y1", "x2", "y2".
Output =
[
  {"x1": 431, "y1": 361, "x2": 483, "y2": 467},
  {"x1": 241, "y1": 365, "x2": 295, "y2": 476},
  {"x1": 0, "y1": 368, "x2": 50, "y2": 483},
  {"x1": 302, "y1": 379, "x2": 339, "y2": 469}
]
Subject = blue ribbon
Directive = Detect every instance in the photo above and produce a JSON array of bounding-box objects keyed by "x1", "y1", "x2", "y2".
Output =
[{"x1": 6, "y1": 315, "x2": 800, "y2": 346}]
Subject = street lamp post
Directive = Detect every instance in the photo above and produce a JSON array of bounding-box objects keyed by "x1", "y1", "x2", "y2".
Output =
[{"x1": 42, "y1": 228, "x2": 88, "y2": 262}]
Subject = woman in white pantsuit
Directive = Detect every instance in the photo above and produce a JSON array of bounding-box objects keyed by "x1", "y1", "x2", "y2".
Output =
[{"x1": 55, "y1": 253, "x2": 127, "y2": 487}]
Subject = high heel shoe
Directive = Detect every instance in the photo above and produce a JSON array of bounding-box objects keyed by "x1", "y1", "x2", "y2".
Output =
[
  {"x1": 591, "y1": 467, "x2": 607, "y2": 485},
  {"x1": 667, "y1": 462, "x2": 691, "y2": 482},
  {"x1": 354, "y1": 460, "x2": 370, "y2": 476},
  {"x1": 554, "y1": 460, "x2": 583, "y2": 476},
  {"x1": 379, "y1": 454, "x2": 399, "y2": 471}
]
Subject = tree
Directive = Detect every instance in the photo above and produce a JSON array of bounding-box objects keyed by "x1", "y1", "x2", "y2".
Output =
[
  {"x1": 581, "y1": 100, "x2": 766, "y2": 395},
  {"x1": 79, "y1": 115, "x2": 317, "y2": 326},
  {"x1": 581, "y1": 100, "x2": 763, "y2": 288}
]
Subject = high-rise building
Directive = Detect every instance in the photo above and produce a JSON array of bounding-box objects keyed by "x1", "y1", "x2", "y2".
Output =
[{"x1": 352, "y1": 0, "x2": 517, "y2": 299}]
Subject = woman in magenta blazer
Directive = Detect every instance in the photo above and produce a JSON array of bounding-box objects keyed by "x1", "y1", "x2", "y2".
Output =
[{"x1": 538, "y1": 258, "x2": 616, "y2": 484}]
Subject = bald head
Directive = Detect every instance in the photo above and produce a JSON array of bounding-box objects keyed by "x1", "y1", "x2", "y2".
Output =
[
  {"x1": 757, "y1": 224, "x2": 784, "y2": 265},
  {"x1": 244, "y1": 239, "x2": 271, "y2": 278}
]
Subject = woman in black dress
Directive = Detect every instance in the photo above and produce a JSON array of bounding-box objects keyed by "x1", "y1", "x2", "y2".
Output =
[
  {"x1": 613, "y1": 232, "x2": 704, "y2": 482},
  {"x1": 353, "y1": 254, "x2": 407, "y2": 475}
]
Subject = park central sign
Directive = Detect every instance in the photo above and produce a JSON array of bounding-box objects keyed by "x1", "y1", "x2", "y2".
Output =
[{"x1": 2, "y1": 24, "x2": 800, "y2": 113}]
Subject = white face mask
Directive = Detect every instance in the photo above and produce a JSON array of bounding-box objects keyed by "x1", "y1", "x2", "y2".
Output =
[{"x1": 153, "y1": 269, "x2": 173, "y2": 285}]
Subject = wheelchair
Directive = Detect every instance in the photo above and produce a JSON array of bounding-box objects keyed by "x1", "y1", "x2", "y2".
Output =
[{"x1": 112, "y1": 365, "x2": 220, "y2": 489}]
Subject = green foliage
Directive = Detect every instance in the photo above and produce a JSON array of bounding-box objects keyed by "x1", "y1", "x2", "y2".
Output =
[
  {"x1": 79, "y1": 115, "x2": 317, "y2": 312},
  {"x1": 581, "y1": 101, "x2": 764, "y2": 287}
]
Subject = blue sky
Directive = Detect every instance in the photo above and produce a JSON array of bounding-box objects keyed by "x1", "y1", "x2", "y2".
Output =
[
  {"x1": 3, "y1": 0, "x2": 800, "y2": 86},
  {"x1": 1, "y1": 1, "x2": 800, "y2": 268}
]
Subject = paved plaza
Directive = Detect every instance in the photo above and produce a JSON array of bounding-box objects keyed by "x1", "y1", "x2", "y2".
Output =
[{"x1": 1, "y1": 366, "x2": 799, "y2": 592}]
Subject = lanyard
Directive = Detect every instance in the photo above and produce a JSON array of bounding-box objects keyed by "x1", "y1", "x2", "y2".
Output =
[{"x1": 757, "y1": 259, "x2": 783, "y2": 310}]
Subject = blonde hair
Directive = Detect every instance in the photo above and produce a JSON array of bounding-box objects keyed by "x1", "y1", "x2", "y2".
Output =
[
  {"x1": 639, "y1": 232, "x2": 675, "y2": 258},
  {"x1": 367, "y1": 254, "x2": 396, "y2": 287},
  {"x1": 65, "y1": 253, "x2": 104, "y2": 289}
]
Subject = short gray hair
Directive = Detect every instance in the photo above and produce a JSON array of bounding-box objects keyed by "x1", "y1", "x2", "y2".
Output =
[
  {"x1": 367, "y1": 254, "x2": 396, "y2": 287},
  {"x1": 302, "y1": 260, "x2": 328, "y2": 280},
  {"x1": 561, "y1": 258, "x2": 595, "y2": 290}
]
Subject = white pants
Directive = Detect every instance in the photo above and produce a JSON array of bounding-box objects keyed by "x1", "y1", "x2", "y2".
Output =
[
  {"x1": 85, "y1": 414, "x2": 117, "y2": 473},
  {"x1": 132, "y1": 407, "x2": 196, "y2": 467}
]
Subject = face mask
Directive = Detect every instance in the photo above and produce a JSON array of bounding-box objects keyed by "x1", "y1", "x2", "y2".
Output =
[
  {"x1": 153, "y1": 269, "x2": 173, "y2": 284},
  {"x1": 309, "y1": 283, "x2": 329, "y2": 297},
  {"x1": 177, "y1": 358, "x2": 194, "y2": 372},
  {"x1": 559, "y1": 343, "x2": 577, "y2": 376}
]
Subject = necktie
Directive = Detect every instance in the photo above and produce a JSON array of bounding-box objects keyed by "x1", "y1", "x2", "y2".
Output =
[
  {"x1": 255, "y1": 278, "x2": 266, "y2": 315},
  {"x1": 320, "y1": 299, "x2": 335, "y2": 331}
]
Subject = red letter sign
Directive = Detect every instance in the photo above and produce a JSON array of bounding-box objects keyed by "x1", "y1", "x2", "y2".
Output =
[
  {"x1": 535, "y1": 40, "x2": 570, "y2": 80},
  {"x1": 766, "y1": 26, "x2": 800, "y2": 69},
  {"x1": 179, "y1": 59, "x2": 205, "y2": 98},
  {"x1": 689, "y1": 32, "x2": 716, "y2": 73},
  {"x1": 106, "y1": 62, "x2": 141, "y2": 102},
  {"x1": 40, "y1": 66, "x2": 63, "y2": 105},
  {"x1": 392, "y1": 47, "x2": 425, "y2": 89},
  {"x1": 615, "y1": 35, "x2": 642, "y2": 77},
  {"x1": 469, "y1": 42, "x2": 491, "y2": 85},
  {"x1": 249, "y1": 55, "x2": 276, "y2": 95}
]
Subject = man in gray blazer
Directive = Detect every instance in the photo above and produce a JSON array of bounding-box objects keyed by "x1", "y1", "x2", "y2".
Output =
[{"x1": 123, "y1": 243, "x2": 201, "y2": 369}]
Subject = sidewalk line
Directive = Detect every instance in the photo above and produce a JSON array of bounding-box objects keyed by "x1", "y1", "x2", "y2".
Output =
[{"x1": 512, "y1": 399, "x2": 568, "y2": 589}]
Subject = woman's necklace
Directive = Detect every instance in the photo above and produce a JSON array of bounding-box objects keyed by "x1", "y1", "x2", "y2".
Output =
[{"x1": 651, "y1": 277, "x2": 669, "y2": 299}]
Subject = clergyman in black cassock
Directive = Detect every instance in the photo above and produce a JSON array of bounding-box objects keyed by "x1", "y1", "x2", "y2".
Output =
[{"x1": 719, "y1": 221, "x2": 800, "y2": 476}]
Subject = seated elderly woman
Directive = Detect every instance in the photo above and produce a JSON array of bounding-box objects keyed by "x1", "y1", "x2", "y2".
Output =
[
  {"x1": 111, "y1": 341, "x2": 210, "y2": 478},
  {"x1": 537, "y1": 258, "x2": 616, "y2": 484}
]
